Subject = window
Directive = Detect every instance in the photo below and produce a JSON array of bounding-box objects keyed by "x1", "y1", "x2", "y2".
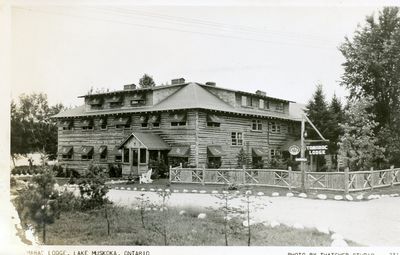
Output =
[
  {"x1": 110, "y1": 102, "x2": 123, "y2": 108},
  {"x1": 265, "y1": 100, "x2": 270, "y2": 109},
  {"x1": 252, "y1": 120, "x2": 262, "y2": 131},
  {"x1": 171, "y1": 122, "x2": 186, "y2": 127},
  {"x1": 259, "y1": 99, "x2": 264, "y2": 109},
  {"x1": 207, "y1": 122, "x2": 220, "y2": 128},
  {"x1": 276, "y1": 102, "x2": 284, "y2": 112},
  {"x1": 115, "y1": 149, "x2": 122, "y2": 162},
  {"x1": 152, "y1": 122, "x2": 160, "y2": 128},
  {"x1": 241, "y1": 96, "x2": 247, "y2": 106},
  {"x1": 252, "y1": 156, "x2": 263, "y2": 168},
  {"x1": 170, "y1": 113, "x2": 187, "y2": 127},
  {"x1": 231, "y1": 132, "x2": 243, "y2": 146},
  {"x1": 123, "y1": 148, "x2": 129, "y2": 163},
  {"x1": 140, "y1": 148, "x2": 147, "y2": 164},
  {"x1": 207, "y1": 157, "x2": 221, "y2": 169},
  {"x1": 62, "y1": 154, "x2": 72, "y2": 160},
  {"x1": 81, "y1": 154, "x2": 93, "y2": 160},
  {"x1": 100, "y1": 119, "x2": 107, "y2": 130},
  {"x1": 100, "y1": 147, "x2": 107, "y2": 161},
  {"x1": 270, "y1": 149, "x2": 280, "y2": 158},
  {"x1": 82, "y1": 126, "x2": 93, "y2": 131},
  {"x1": 141, "y1": 123, "x2": 148, "y2": 128},
  {"x1": 270, "y1": 122, "x2": 281, "y2": 133}
]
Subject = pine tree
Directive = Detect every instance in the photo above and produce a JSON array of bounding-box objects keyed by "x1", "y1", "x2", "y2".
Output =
[
  {"x1": 326, "y1": 94, "x2": 344, "y2": 164},
  {"x1": 305, "y1": 84, "x2": 330, "y2": 140}
]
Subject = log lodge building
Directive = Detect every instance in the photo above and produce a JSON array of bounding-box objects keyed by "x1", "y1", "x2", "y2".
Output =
[{"x1": 53, "y1": 79, "x2": 304, "y2": 176}]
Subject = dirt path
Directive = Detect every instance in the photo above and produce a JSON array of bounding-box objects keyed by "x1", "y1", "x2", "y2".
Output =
[{"x1": 107, "y1": 190, "x2": 400, "y2": 246}]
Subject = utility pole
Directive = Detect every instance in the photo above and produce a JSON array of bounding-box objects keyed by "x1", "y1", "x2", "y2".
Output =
[{"x1": 300, "y1": 115, "x2": 306, "y2": 193}]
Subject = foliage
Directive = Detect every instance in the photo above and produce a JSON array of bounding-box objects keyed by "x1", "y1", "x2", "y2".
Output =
[
  {"x1": 11, "y1": 93, "x2": 65, "y2": 165},
  {"x1": 57, "y1": 190, "x2": 82, "y2": 212},
  {"x1": 14, "y1": 168, "x2": 60, "y2": 244},
  {"x1": 266, "y1": 154, "x2": 286, "y2": 169},
  {"x1": 11, "y1": 165, "x2": 44, "y2": 175},
  {"x1": 108, "y1": 163, "x2": 122, "y2": 178},
  {"x1": 139, "y1": 74, "x2": 156, "y2": 88},
  {"x1": 78, "y1": 164, "x2": 110, "y2": 210},
  {"x1": 146, "y1": 190, "x2": 172, "y2": 245},
  {"x1": 149, "y1": 160, "x2": 169, "y2": 178},
  {"x1": 237, "y1": 148, "x2": 250, "y2": 168},
  {"x1": 211, "y1": 192, "x2": 242, "y2": 246},
  {"x1": 339, "y1": 7, "x2": 400, "y2": 128},
  {"x1": 136, "y1": 193, "x2": 152, "y2": 229},
  {"x1": 338, "y1": 97, "x2": 386, "y2": 170},
  {"x1": 339, "y1": 7, "x2": 400, "y2": 165},
  {"x1": 305, "y1": 84, "x2": 330, "y2": 140}
]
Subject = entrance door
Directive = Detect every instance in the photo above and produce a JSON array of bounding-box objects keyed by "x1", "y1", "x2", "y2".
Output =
[{"x1": 131, "y1": 149, "x2": 139, "y2": 175}]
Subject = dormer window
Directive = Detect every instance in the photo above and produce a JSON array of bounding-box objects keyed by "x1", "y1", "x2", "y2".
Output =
[
  {"x1": 148, "y1": 114, "x2": 160, "y2": 128},
  {"x1": 207, "y1": 114, "x2": 221, "y2": 128},
  {"x1": 107, "y1": 95, "x2": 123, "y2": 108},
  {"x1": 170, "y1": 112, "x2": 187, "y2": 127},
  {"x1": 114, "y1": 116, "x2": 131, "y2": 129},
  {"x1": 130, "y1": 93, "x2": 145, "y2": 106},
  {"x1": 276, "y1": 102, "x2": 284, "y2": 112},
  {"x1": 139, "y1": 115, "x2": 148, "y2": 128},
  {"x1": 80, "y1": 119, "x2": 94, "y2": 131},
  {"x1": 88, "y1": 97, "x2": 103, "y2": 109},
  {"x1": 99, "y1": 118, "x2": 107, "y2": 130},
  {"x1": 59, "y1": 119, "x2": 73, "y2": 130}
]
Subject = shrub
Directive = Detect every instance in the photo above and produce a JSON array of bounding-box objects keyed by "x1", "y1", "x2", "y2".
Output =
[
  {"x1": 78, "y1": 164, "x2": 110, "y2": 210},
  {"x1": 149, "y1": 160, "x2": 169, "y2": 179},
  {"x1": 10, "y1": 176, "x2": 17, "y2": 187},
  {"x1": 57, "y1": 191, "x2": 81, "y2": 212},
  {"x1": 108, "y1": 163, "x2": 122, "y2": 178},
  {"x1": 51, "y1": 164, "x2": 64, "y2": 177}
]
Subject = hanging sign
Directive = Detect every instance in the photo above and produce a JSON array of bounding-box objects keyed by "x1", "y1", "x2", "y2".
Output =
[
  {"x1": 306, "y1": 145, "x2": 328, "y2": 155},
  {"x1": 288, "y1": 145, "x2": 300, "y2": 155}
]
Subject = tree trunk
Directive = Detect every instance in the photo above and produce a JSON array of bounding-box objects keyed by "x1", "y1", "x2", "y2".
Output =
[{"x1": 11, "y1": 154, "x2": 16, "y2": 168}]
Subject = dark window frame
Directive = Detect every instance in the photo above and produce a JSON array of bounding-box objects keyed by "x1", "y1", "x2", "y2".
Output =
[{"x1": 231, "y1": 132, "x2": 243, "y2": 146}]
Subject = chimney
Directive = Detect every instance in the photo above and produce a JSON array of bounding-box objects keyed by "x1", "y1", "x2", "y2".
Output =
[
  {"x1": 205, "y1": 81, "x2": 216, "y2": 87},
  {"x1": 171, "y1": 78, "x2": 185, "y2": 85},
  {"x1": 124, "y1": 84, "x2": 137, "y2": 90},
  {"x1": 255, "y1": 90, "x2": 266, "y2": 96}
]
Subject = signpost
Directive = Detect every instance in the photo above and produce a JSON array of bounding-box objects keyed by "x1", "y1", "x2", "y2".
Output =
[{"x1": 295, "y1": 158, "x2": 307, "y2": 162}]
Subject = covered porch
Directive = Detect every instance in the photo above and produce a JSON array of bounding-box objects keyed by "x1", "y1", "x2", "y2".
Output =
[{"x1": 118, "y1": 132, "x2": 170, "y2": 176}]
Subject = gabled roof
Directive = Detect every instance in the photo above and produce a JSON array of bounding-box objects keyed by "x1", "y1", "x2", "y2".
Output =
[
  {"x1": 119, "y1": 132, "x2": 170, "y2": 150},
  {"x1": 52, "y1": 83, "x2": 304, "y2": 121},
  {"x1": 151, "y1": 82, "x2": 234, "y2": 112}
]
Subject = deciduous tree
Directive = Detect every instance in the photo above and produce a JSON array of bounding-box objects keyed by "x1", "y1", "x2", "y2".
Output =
[{"x1": 139, "y1": 74, "x2": 156, "y2": 88}]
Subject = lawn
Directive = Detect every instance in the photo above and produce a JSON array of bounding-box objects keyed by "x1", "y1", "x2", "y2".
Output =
[{"x1": 43, "y1": 205, "x2": 357, "y2": 246}]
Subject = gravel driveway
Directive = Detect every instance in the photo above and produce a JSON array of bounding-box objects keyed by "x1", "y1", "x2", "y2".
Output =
[{"x1": 107, "y1": 189, "x2": 400, "y2": 246}]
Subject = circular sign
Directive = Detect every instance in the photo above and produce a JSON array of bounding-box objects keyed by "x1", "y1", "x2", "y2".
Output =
[{"x1": 288, "y1": 145, "x2": 300, "y2": 155}]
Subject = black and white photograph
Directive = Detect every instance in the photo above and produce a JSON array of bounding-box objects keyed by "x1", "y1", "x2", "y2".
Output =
[{"x1": 1, "y1": 0, "x2": 400, "y2": 254}]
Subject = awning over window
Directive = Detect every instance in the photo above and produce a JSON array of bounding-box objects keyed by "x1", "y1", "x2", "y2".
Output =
[
  {"x1": 207, "y1": 145, "x2": 225, "y2": 157},
  {"x1": 207, "y1": 114, "x2": 222, "y2": 123},
  {"x1": 88, "y1": 97, "x2": 103, "y2": 105},
  {"x1": 79, "y1": 146, "x2": 94, "y2": 156},
  {"x1": 148, "y1": 114, "x2": 160, "y2": 123},
  {"x1": 106, "y1": 95, "x2": 123, "y2": 103},
  {"x1": 169, "y1": 112, "x2": 186, "y2": 122},
  {"x1": 99, "y1": 118, "x2": 107, "y2": 125},
  {"x1": 59, "y1": 120, "x2": 73, "y2": 128},
  {"x1": 113, "y1": 116, "x2": 130, "y2": 125},
  {"x1": 99, "y1": 145, "x2": 107, "y2": 155},
  {"x1": 168, "y1": 146, "x2": 190, "y2": 157},
  {"x1": 252, "y1": 147, "x2": 268, "y2": 157},
  {"x1": 280, "y1": 140, "x2": 302, "y2": 151},
  {"x1": 132, "y1": 93, "x2": 145, "y2": 101},
  {"x1": 138, "y1": 115, "x2": 148, "y2": 123},
  {"x1": 76, "y1": 119, "x2": 93, "y2": 127},
  {"x1": 59, "y1": 146, "x2": 73, "y2": 155}
]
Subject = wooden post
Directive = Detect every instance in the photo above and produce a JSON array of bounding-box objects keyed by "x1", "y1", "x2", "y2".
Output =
[
  {"x1": 288, "y1": 166, "x2": 292, "y2": 191},
  {"x1": 169, "y1": 165, "x2": 172, "y2": 183},
  {"x1": 390, "y1": 165, "x2": 395, "y2": 187},
  {"x1": 344, "y1": 167, "x2": 349, "y2": 195},
  {"x1": 300, "y1": 115, "x2": 306, "y2": 193},
  {"x1": 242, "y1": 165, "x2": 246, "y2": 185},
  {"x1": 370, "y1": 167, "x2": 374, "y2": 191},
  {"x1": 202, "y1": 166, "x2": 205, "y2": 186}
]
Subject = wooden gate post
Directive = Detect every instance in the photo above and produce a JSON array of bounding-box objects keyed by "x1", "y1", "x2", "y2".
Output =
[
  {"x1": 370, "y1": 167, "x2": 374, "y2": 191},
  {"x1": 202, "y1": 166, "x2": 205, "y2": 186},
  {"x1": 169, "y1": 165, "x2": 172, "y2": 183},
  {"x1": 242, "y1": 165, "x2": 246, "y2": 185},
  {"x1": 288, "y1": 166, "x2": 292, "y2": 191},
  {"x1": 344, "y1": 167, "x2": 349, "y2": 195},
  {"x1": 390, "y1": 165, "x2": 395, "y2": 187}
]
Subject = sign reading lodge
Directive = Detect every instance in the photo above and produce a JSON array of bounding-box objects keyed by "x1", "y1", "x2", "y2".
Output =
[{"x1": 306, "y1": 145, "x2": 328, "y2": 155}]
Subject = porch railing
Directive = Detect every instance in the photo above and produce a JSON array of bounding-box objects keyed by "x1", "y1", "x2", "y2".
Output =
[{"x1": 169, "y1": 165, "x2": 400, "y2": 193}]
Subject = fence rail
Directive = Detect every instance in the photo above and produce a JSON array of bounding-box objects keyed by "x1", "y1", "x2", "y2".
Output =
[{"x1": 169, "y1": 165, "x2": 400, "y2": 193}]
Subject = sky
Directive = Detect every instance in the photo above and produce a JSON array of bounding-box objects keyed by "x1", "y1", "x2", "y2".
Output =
[{"x1": 9, "y1": 2, "x2": 384, "y2": 107}]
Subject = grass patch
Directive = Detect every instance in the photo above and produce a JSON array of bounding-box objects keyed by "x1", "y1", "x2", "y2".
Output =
[{"x1": 42, "y1": 205, "x2": 357, "y2": 246}]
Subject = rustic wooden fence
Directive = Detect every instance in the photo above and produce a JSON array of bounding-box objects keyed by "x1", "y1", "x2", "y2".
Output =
[{"x1": 169, "y1": 165, "x2": 400, "y2": 193}]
